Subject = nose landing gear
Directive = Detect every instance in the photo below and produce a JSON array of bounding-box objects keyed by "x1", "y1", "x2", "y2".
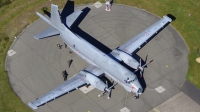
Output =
[{"x1": 134, "y1": 95, "x2": 139, "y2": 99}]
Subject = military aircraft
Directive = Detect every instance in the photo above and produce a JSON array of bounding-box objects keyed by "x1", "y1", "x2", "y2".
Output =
[{"x1": 28, "y1": 4, "x2": 173, "y2": 109}]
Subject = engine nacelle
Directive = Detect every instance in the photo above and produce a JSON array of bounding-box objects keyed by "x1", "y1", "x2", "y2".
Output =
[
  {"x1": 111, "y1": 49, "x2": 139, "y2": 69},
  {"x1": 81, "y1": 71, "x2": 107, "y2": 91}
]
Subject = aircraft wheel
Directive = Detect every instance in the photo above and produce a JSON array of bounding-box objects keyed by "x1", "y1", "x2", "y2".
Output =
[{"x1": 134, "y1": 96, "x2": 139, "y2": 99}]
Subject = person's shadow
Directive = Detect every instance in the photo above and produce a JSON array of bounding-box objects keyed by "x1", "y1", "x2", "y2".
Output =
[{"x1": 110, "y1": 0, "x2": 114, "y2": 6}]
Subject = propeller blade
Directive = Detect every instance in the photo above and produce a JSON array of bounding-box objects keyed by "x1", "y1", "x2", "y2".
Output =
[
  {"x1": 98, "y1": 91, "x2": 106, "y2": 97},
  {"x1": 134, "y1": 69, "x2": 139, "y2": 73},
  {"x1": 106, "y1": 81, "x2": 108, "y2": 88},
  {"x1": 109, "y1": 83, "x2": 118, "y2": 89},
  {"x1": 98, "y1": 82, "x2": 117, "y2": 99},
  {"x1": 142, "y1": 60, "x2": 153, "y2": 68},
  {"x1": 140, "y1": 71, "x2": 143, "y2": 77},
  {"x1": 107, "y1": 91, "x2": 110, "y2": 99}
]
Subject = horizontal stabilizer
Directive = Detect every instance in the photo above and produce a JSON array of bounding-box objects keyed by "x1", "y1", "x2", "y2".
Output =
[
  {"x1": 34, "y1": 27, "x2": 60, "y2": 40},
  {"x1": 66, "y1": 9, "x2": 83, "y2": 28}
]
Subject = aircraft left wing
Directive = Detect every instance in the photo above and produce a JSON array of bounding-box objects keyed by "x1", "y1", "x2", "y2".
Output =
[
  {"x1": 116, "y1": 15, "x2": 172, "y2": 55},
  {"x1": 28, "y1": 65, "x2": 104, "y2": 110},
  {"x1": 84, "y1": 65, "x2": 105, "y2": 77},
  {"x1": 28, "y1": 72, "x2": 87, "y2": 109}
]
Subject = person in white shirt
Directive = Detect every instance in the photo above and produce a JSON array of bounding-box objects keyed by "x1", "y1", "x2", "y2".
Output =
[{"x1": 105, "y1": 0, "x2": 111, "y2": 11}]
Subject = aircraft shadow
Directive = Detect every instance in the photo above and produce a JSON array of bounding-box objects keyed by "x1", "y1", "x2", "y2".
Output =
[
  {"x1": 43, "y1": 0, "x2": 75, "y2": 19},
  {"x1": 133, "y1": 54, "x2": 147, "y2": 92},
  {"x1": 71, "y1": 8, "x2": 112, "y2": 54},
  {"x1": 60, "y1": 0, "x2": 74, "y2": 19}
]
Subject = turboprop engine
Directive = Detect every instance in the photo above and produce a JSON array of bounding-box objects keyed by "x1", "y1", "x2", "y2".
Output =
[
  {"x1": 84, "y1": 71, "x2": 107, "y2": 91},
  {"x1": 81, "y1": 70, "x2": 114, "y2": 99},
  {"x1": 111, "y1": 49, "x2": 153, "y2": 76},
  {"x1": 111, "y1": 49, "x2": 140, "y2": 70}
]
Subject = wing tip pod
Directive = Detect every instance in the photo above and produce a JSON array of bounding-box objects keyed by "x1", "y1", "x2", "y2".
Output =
[
  {"x1": 28, "y1": 102, "x2": 38, "y2": 110},
  {"x1": 164, "y1": 14, "x2": 176, "y2": 22}
]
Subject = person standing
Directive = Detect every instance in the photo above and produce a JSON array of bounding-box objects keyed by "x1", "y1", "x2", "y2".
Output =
[
  {"x1": 57, "y1": 44, "x2": 62, "y2": 49},
  {"x1": 62, "y1": 70, "x2": 68, "y2": 81},
  {"x1": 105, "y1": 0, "x2": 111, "y2": 11}
]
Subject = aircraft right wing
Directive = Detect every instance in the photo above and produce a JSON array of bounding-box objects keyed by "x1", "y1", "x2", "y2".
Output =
[{"x1": 116, "y1": 15, "x2": 173, "y2": 55}]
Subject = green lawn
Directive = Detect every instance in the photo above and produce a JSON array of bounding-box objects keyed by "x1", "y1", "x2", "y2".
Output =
[{"x1": 0, "y1": 0, "x2": 199, "y2": 111}]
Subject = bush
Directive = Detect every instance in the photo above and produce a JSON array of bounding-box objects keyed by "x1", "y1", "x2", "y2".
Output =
[
  {"x1": 41, "y1": 6, "x2": 48, "y2": 11},
  {"x1": 0, "y1": 0, "x2": 12, "y2": 8},
  {"x1": 3, "y1": 36, "x2": 9, "y2": 42},
  {"x1": 0, "y1": 32, "x2": 8, "y2": 42}
]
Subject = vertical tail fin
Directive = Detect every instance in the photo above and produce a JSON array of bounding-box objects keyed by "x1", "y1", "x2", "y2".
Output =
[
  {"x1": 50, "y1": 4, "x2": 64, "y2": 30},
  {"x1": 36, "y1": 4, "x2": 64, "y2": 30}
]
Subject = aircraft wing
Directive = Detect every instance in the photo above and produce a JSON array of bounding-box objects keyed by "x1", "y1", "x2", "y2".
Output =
[
  {"x1": 65, "y1": 9, "x2": 83, "y2": 28},
  {"x1": 84, "y1": 65, "x2": 105, "y2": 77},
  {"x1": 117, "y1": 15, "x2": 172, "y2": 55},
  {"x1": 28, "y1": 72, "x2": 87, "y2": 109},
  {"x1": 28, "y1": 65, "x2": 104, "y2": 110}
]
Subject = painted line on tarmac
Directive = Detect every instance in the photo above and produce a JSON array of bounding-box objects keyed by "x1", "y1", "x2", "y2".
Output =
[{"x1": 153, "y1": 108, "x2": 159, "y2": 112}]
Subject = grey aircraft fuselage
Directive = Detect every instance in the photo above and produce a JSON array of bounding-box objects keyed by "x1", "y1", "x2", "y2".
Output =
[{"x1": 59, "y1": 26, "x2": 142, "y2": 94}]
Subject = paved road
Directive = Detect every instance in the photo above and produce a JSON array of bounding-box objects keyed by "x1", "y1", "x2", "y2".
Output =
[{"x1": 5, "y1": 3, "x2": 200, "y2": 112}]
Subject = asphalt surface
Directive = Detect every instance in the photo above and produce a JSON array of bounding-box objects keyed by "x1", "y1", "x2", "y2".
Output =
[{"x1": 5, "y1": 2, "x2": 200, "y2": 112}]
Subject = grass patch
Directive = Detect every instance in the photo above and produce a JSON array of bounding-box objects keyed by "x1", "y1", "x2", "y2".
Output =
[
  {"x1": 0, "y1": 0, "x2": 200, "y2": 111},
  {"x1": 0, "y1": 0, "x2": 12, "y2": 8}
]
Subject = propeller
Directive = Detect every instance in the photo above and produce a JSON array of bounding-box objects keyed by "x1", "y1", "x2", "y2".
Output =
[
  {"x1": 98, "y1": 81, "x2": 117, "y2": 99},
  {"x1": 134, "y1": 55, "x2": 153, "y2": 77}
]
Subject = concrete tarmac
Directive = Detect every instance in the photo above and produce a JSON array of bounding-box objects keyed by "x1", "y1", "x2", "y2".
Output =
[{"x1": 5, "y1": 3, "x2": 200, "y2": 112}]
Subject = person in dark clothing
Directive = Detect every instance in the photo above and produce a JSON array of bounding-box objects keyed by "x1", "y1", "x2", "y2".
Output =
[
  {"x1": 57, "y1": 44, "x2": 62, "y2": 49},
  {"x1": 62, "y1": 70, "x2": 68, "y2": 81}
]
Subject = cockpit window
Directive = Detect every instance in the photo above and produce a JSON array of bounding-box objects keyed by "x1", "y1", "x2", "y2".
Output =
[
  {"x1": 124, "y1": 72, "x2": 138, "y2": 83},
  {"x1": 124, "y1": 75, "x2": 137, "y2": 84}
]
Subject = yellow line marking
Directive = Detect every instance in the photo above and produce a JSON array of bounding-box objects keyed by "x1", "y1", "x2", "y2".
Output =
[{"x1": 153, "y1": 108, "x2": 159, "y2": 112}]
